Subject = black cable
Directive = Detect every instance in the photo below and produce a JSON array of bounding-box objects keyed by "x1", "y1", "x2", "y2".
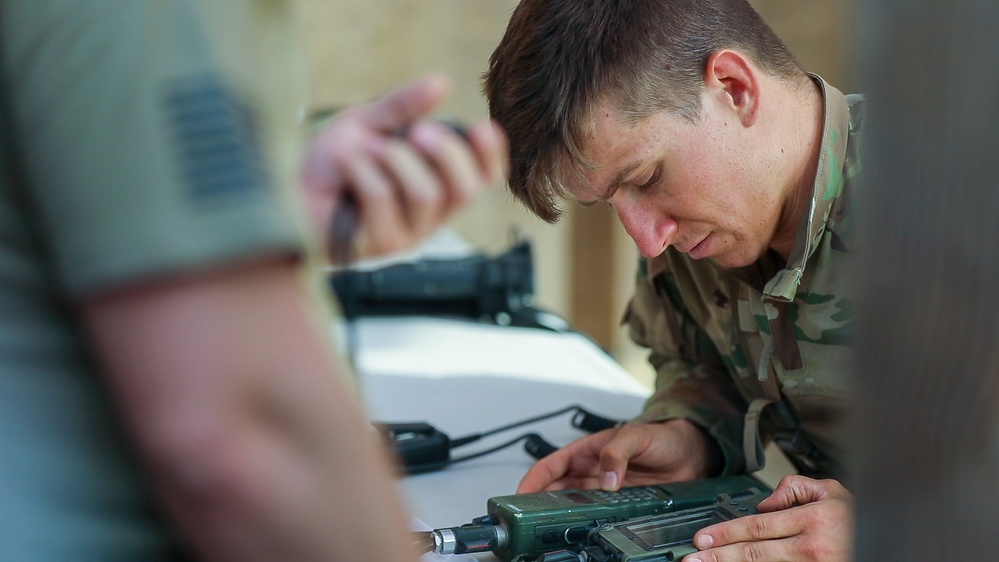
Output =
[
  {"x1": 450, "y1": 428, "x2": 587, "y2": 465},
  {"x1": 449, "y1": 432, "x2": 541, "y2": 464},
  {"x1": 523, "y1": 433, "x2": 559, "y2": 460},
  {"x1": 450, "y1": 405, "x2": 582, "y2": 448},
  {"x1": 450, "y1": 405, "x2": 622, "y2": 450},
  {"x1": 571, "y1": 409, "x2": 622, "y2": 433},
  {"x1": 379, "y1": 405, "x2": 624, "y2": 473}
]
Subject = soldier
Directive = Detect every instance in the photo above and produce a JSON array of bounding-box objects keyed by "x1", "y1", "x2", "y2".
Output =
[
  {"x1": 484, "y1": 0, "x2": 857, "y2": 560},
  {"x1": 0, "y1": 2, "x2": 506, "y2": 560}
]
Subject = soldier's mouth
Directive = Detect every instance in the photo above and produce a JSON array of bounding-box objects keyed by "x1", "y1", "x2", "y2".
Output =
[{"x1": 688, "y1": 234, "x2": 712, "y2": 259}]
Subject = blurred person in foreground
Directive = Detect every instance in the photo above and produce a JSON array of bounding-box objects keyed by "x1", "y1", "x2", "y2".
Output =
[
  {"x1": 851, "y1": 0, "x2": 999, "y2": 559},
  {"x1": 0, "y1": 1, "x2": 506, "y2": 560},
  {"x1": 484, "y1": 0, "x2": 858, "y2": 560}
]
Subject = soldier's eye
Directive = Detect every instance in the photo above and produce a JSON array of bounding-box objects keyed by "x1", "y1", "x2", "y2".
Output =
[{"x1": 637, "y1": 166, "x2": 662, "y2": 190}]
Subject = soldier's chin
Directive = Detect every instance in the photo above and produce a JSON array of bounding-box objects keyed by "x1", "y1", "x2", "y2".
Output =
[{"x1": 710, "y1": 247, "x2": 763, "y2": 269}]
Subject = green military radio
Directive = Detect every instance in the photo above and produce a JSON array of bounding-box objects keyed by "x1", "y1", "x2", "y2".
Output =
[{"x1": 420, "y1": 474, "x2": 770, "y2": 562}]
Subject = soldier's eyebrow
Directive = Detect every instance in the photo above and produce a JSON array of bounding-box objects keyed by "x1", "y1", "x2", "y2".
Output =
[{"x1": 578, "y1": 160, "x2": 642, "y2": 206}]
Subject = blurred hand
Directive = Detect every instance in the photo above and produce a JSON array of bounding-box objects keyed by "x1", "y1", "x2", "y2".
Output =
[
  {"x1": 300, "y1": 72, "x2": 508, "y2": 262},
  {"x1": 686, "y1": 474, "x2": 854, "y2": 562},
  {"x1": 516, "y1": 420, "x2": 718, "y2": 493}
]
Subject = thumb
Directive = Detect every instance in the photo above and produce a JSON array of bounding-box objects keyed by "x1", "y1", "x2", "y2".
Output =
[
  {"x1": 353, "y1": 73, "x2": 451, "y2": 131},
  {"x1": 597, "y1": 434, "x2": 640, "y2": 492},
  {"x1": 756, "y1": 475, "x2": 823, "y2": 513},
  {"x1": 598, "y1": 469, "x2": 622, "y2": 491}
]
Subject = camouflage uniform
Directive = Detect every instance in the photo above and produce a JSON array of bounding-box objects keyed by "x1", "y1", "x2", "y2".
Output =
[{"x1": 626, "y1": 76, "x2": 864, "y2": 479}]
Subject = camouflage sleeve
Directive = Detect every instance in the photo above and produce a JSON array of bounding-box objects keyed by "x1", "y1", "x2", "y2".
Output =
[{"x1": 624, "y1": 261, "x2": 750, "y2": 475}]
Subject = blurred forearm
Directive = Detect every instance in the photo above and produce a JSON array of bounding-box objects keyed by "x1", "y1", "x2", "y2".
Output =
[{"x1": 82, "y1": 257, "x2": 418, "y2": 562}]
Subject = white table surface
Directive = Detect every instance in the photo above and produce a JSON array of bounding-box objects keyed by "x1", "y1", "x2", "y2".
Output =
[{"x1": 344, "y1": 315, "x2": 651, "y2": 560}]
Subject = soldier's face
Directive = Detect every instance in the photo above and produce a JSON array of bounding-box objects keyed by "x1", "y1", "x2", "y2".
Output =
[{"x1": 567, "y1": 99, "x2": 787, "y2": 268}]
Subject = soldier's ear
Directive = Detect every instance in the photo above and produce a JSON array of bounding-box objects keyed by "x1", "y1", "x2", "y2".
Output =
[{"x1": 704, "y1": 50, "x2": 760, "y2": 128}]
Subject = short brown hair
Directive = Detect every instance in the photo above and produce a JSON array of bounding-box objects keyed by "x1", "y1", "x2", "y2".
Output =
[{"x1": 484, "y1": 0, "x2": 805, "y2": 222}]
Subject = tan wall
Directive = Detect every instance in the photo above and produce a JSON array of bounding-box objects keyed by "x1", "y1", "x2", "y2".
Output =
[
  {"x1": 297, "y1": 0, "x2": 572, "y2": 318},
  {"x1": 298, "y1": 0, "x2": 854, "y2": 383}
]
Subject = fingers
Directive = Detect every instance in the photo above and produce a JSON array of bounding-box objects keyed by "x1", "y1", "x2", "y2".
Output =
[
  {"x1": 596, "y1": 427, "x2": 645, "y2": 491},
  {"x1": 516, "y1": 452, "x2": 574, "y2": 494},
  {"x1": 516, "y1": 431, "x2": 615, "y2": 493},
  {"x1": 466, "y1": 119, "x2": 510, "y2": 185},
  {"x1": 333, "y1": 78, "x2": 508, "y2": 259},
  {"x1": 693, "y1": 509, "x2": 805, "y2": 552},
  {"x1": 688, "y1": 478, "x2": 854, "y2": 562},
  {"x1": 351, "y1": 120, "x2": 497, "y2": 257},
  {"x1": 757, "y1": 474, "x2": 851, "y2": 513},
  {"x1": 338, "y1": 148, "x2": 410, "y2": 255},
  {"x1": 597, "y1": 420, "x2": 711, "y2": 490},
  {"x1": 305, "y1": 113, "x2": 507, "y2": 261},
  {"x1": 516, "y1": 423, "x2": 697, "y2": 494},
  {"x1": 407, "y1": 121, "x2": 484, "y2": 215},
  {"x1": 688, "y1": 509, "x2": 852, "y2": 562},
  {"x1": 370, "y1": 136, "x2": 443, "y2": 247},
  {"x1": 594, "y1": 422, "x2": 683, "y2": 491},
  {"x1": 688, "y1": 510, "x2": 811, "y2": 562},
  {"x1": 684, "y1": 532, "x2": 799, "y2": 562},
  {"x1": 300, "y1": 73, "x2": 506, "y2": 262},
  {"x1": 352, "y1": 73, "x2": 451, "y2": 132}
]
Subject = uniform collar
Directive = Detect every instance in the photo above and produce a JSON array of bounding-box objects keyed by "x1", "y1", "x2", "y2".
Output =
[{"x1": 762, "y1": 74, "x2": 851, "y2": 302}]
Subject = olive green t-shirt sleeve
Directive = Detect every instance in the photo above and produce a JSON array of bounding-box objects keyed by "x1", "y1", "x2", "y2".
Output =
[{"x1": 5, "y1": 1, "x2": 311, "y2": 297}]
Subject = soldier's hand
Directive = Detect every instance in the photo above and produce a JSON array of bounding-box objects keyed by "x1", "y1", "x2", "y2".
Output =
[
  {"x1": 516, "y1": 419, "x2": 718, "y2": 494},
  {"x1": 685, "y1": 474, "x2": 854, "y2": 562}
]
